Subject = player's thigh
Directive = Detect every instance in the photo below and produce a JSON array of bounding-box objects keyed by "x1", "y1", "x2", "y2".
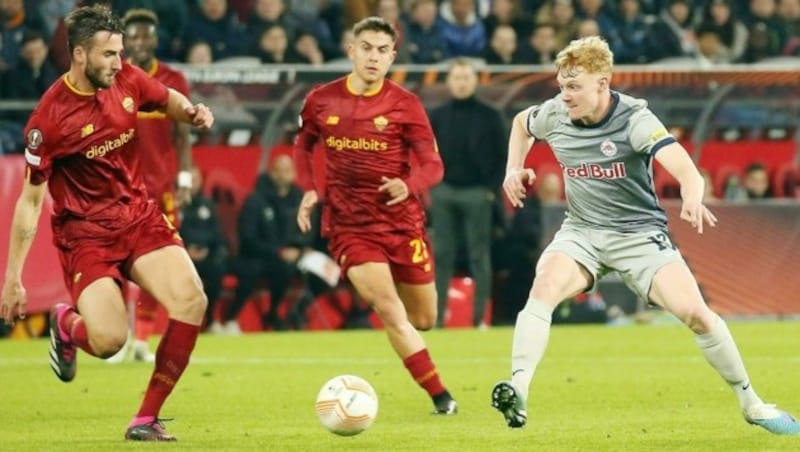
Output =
[
  {"x1": 648, "y1": 261, "x2": 714, "y2": 330},
  {"x1": 347, "y1": 262, "x2": 408, "y2": 326},
  {"x1": 396, "y1": 281, "x2": 436, "y2": 330},
  {"x1": 129, "y1": 245, "x2": 207, "y2": 322},
  {"x1": 533, "y1": 226, "x2": 598, "y2": 304},
  {"x1": 76, "y1": 277, "x2": 128, "y2": 347}
]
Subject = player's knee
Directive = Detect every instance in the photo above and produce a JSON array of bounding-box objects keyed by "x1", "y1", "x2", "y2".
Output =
[
  {"x1": 528, "y1": 277, "x2": 565, "y2": 305},
  {"x1": 409, "y1": 312, "x2": 435, "y2": 331},
  {"x1": 90, "y1": 331, "x2": 128, "y2": 358},
  {"x1": 169, "y1": 282, "x2": 208, "y2": 321},
  {"x1": 682, "y1": 307, "x2": 716, "y2": 334}
]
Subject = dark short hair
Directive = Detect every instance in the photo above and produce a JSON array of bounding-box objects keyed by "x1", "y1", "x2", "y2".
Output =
[
  {"x1": 65, "y1": 4, "x2": 124, "y2": 54},
  {"x1": 352, "y1": 16, "x2": 397, "y2": 41},
  {"x1": 21, "y1": 29, "x2": 46, "y2": 47},
  {"x1": 122, "y1": 8, "x2": 159, "y2": 28}
]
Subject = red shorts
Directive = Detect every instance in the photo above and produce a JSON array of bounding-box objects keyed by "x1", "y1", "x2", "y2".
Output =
[
  {"x1": 328, "y1": 229, "x2": 435, "y2": 284},
  {"x1": 152, "y1": 189, "x2": 180, "y2": 228},
  {"x1": 55, "y1": 202, "x2": 183, "y2": 303}
]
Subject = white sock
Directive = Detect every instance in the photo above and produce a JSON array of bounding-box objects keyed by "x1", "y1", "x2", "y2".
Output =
[
  {"x1": 694, "y1": 314, "x2": 763, "y2": 410},
  {"x1": 511, "y1": 299, "x2": 554, "y2": 402},
  {"x1": 133, "y1": 339, "x2": 148, "y2": 351}
]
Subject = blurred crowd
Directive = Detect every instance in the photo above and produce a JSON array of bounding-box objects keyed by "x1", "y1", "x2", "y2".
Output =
[{"x1": 1, "y1": 0, "x2": 799, "y2": 78}]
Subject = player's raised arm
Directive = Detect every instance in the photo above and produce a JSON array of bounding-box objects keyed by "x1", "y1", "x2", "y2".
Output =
[
  {"x1": 503, "y1": 106, "x2": 537, "y2": 208},
  {"x1": 164, "y1": 88, "x2": 214, "y2": 129},
  {"x1": 655, "y1": 142, "x2": 717, "y2": 234},
  {"x1": 1, "y1": 177, "x2": 48, "y2": 324}
]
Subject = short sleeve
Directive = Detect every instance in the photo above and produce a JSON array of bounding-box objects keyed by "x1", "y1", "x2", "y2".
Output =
[
  {"x1": 627, "y1": 108, "x2": 676, "y2": 154},
  {"x1": 128, "y1": 63, "x2": 169, "y2": 110},
  {"x1": 23, "y1": 109, "x2": 57, "y2": 185},
  {"x1": 525, "y1": 100, "x2": 554, "y2": 140}
]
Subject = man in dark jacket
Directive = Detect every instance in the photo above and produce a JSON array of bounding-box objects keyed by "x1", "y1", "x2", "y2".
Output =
[
  {"x1": 428, "y1": 58, "x2": 508, "y2": 328},
  {"x1": 179, "y1": 166, "x2": 228, "y2": 331},
  {"x1": 222, "y1": 153, "x2": 315, "y2": 332}
]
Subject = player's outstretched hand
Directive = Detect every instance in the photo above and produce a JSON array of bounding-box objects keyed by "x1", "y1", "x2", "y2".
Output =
[
  {"x1": 680, "y1": 200, "x2": 717, "y2": 234},
  {"x1": 503, "y1": 168, "x2": 536, "y2": 208},
  {"x1": 184, "y1": 103, "x2": 214, "y2": 130},
  {"x1": 0, "y1": 280, "x2": 27, "y2": 325},
  {"x1": 297, "y1": 190, "x2": 319, "y2": 233},
  {"x1": 379, "y1": 177, "x2": 409, "y2": 206}
]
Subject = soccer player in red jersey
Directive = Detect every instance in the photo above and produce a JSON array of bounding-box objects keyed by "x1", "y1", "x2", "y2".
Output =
[
  {"x1": 102, "y1": 9, "x2": 195, "y2": 363},
  {"x1": 294, "y1": 17, "x2": 458, "y2": 414},
  {"x1": 0, "y1": 6, "x2": 213, "y2": 441}
]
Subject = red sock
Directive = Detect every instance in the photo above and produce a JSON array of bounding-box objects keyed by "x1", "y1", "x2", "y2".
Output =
[
  {"x1": 402, "y1": 348, "x2": 446, "y2": 397},
  {"x1": 136, "y1": 319, "x2": 200, "y2": 418},
  {"x1": 59, "y1": 311, "x2": 98, "y2": 357},
  {"x1": 134, "y1": 292, "x2": 158, "y2": 342}
]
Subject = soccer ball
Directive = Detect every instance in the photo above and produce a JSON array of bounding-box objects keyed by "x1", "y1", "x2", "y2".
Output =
[{"x1": 315, "y1": 375, "x2": 379, "y2": 436}]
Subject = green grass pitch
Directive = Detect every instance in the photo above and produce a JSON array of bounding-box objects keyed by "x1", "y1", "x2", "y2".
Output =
[{"x1": 0, "y1": 321, "x2": 798, "y2": 451}]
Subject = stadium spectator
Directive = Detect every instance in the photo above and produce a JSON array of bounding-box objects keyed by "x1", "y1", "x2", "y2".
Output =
[
  {"x1": 405, "y1": 0, "x2": 449, "y2": 63},
  {"x1": 294, "y1": 16, "x2": 459, "y2": 415},
  {"x1": 484, "y1": 23, "x2": 523, "y2": 63},
  {"x1": 222, "y1": 153, "x2": 310, "y2": 333},
  {"x1": 743, "y1": 162, "x2": 772, "y2": 199},
  {"x1": 439, "y1": 0, "x2": 488, "y2": 57},
  {"x1": 0, "y1": 29, "x2": 57, "y2": 154},
  {"x1": 536, "y1": 0, "x2": 580, "y2": 50},
  {"x1": 574, "y1": 17, "x2": 601, "y2": 37},
  {"x1": 247, "y1": 0, "x2": 338, "y2": 61},
  {"x1": 742, "y1": 0, "x2": 786, "y2": 61},
  {"x1": 375, "y1": 0, "x2": 411, "y2": 63},
  {"x1": 186, "y1": 40, "x2": 214, "y2": 65},
  {"x1": 517, "y1": 22, "x2": 558, "y2": 64},
  {"x1": 492, "y1": 36, "x2": 800, "y2": 436},
  {"x1": 695, "y1": 24, "x2": 733, "y2": 65},
  {"x1": 255, "y1": 23, "x2": 305, "y2": 63},
  {"x1": 612, "y1": 0, "x2": 656, "y2": 64},
  {"x1": 483, "y1": 0, "x2": 534, "y2": 46},
  {"x1": 698, "y1": 0, "x2": 749, "y2": 62},
  {"x1": 293, "y1": 30, "x2": 326, "y2": 64},
  {"x1": 150, "y1": 0, "x2": 189, "y2": 60},
  {"x1": 0, "y1": 0, "x2": 44, "y2": 74},
  {"x1": 778, "y1": 0, "x2": 800, "y2": 54},
  {"x1": 647, "y1": 0, "x2": 698, "y2": 61},
  {"x1": 0, "y1": 30, "x2": 58, "y2": 117},
  {"x1": 37, "y1": 0, "x2": 78, "y2": 40},
  {"x1": 183, "y1": 0, "x2": 246, "y2": 60},
  {"x1": 575, "y1": 0, "x2": 620, "y2": 43},
  {"x1": 429, "y1": 58, "x2": 507, "y2": 328},
  {"x1": 179, "y1": 166, "x2": 228, "y2": 333}
]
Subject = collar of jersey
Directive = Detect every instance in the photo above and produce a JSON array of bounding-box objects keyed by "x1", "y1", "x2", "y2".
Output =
[
  {"x1": 346, "y1": 74, "x2": 383, "y2": 97},
  {"x1": 62, "y1": 74, "x2": 95, "y2": 97},
  {"x1": 571, "y1": 91, "x2": 620, "y2": 129}
]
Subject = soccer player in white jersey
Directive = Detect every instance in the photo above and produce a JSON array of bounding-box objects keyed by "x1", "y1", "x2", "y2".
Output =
[{"x1": 491, "y1": 36, "x2": 800, "y2": 435}]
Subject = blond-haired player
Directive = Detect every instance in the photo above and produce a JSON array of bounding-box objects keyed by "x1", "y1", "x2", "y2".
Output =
[{"x1": 491, "y1": 37, "x2": 799, "y2": 435}]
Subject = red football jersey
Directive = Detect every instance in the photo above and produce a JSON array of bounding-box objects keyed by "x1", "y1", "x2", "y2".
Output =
[
  {"x1": 294, "y1": 75, "x2": 443, "y2": 236},
  {"x1": 24, "y1": 63, "x2": 169, "y2": 227},
  {"x1": 132, "y1": 59, "x2": 190, "y2": 196}
]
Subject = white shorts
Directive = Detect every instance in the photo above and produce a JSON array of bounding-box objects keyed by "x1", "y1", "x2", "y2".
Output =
[{"x1": 542, "y1": 222, "x2": 685, "y2": 300}]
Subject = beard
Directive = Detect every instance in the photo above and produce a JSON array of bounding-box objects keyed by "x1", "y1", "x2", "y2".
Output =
[{"x1": 85, "y1": 61, "x2": 114, "y2": 89}]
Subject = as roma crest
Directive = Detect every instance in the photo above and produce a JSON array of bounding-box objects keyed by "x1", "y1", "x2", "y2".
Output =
[
  {"x1": 122, "y1": 96, "x2": 134, "y2": 113},
  {"x1": 373, "y1": 115, "x2": 388, "y2": 131}
]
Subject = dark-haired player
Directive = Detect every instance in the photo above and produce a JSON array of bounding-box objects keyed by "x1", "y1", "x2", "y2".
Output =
[
  {"x1": 0, "y1": 5, "x2": 213, "y2": 441},
  {"x1": 294, "y1": 16, "x2": 458, "y2": 414}
]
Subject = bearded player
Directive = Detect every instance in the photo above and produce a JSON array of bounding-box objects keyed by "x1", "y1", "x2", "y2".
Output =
[
  {"x1": 294, "y1": 17, "x2": 458, "y2": 414},
  {"x1": 103, "y1": 9, "x2": 194, "y2": 363},
  {"x1": 1, "y1": 5, "x2": 213, "y2": 440}
]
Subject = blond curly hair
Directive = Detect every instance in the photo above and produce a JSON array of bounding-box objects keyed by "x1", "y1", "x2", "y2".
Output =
[{"x1": 555, "y1": 36, "x2": 613, "y2": 75}]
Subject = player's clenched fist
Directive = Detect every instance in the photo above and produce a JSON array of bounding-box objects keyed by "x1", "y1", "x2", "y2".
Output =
[
  {"x1": 378, "y1": 176, "x2": 409, "y2": 206},
  {"x1": 184, "y1": 103, "x2": 214, "y2": 129},
  {"x1": 503, "y1": 168, "x2": 536, "y2": 208},
  {"x1": 297, "y1": 190, "x2": 319, "y2": 233}
]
